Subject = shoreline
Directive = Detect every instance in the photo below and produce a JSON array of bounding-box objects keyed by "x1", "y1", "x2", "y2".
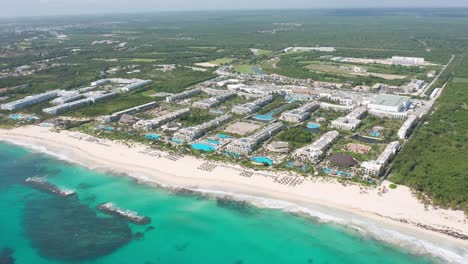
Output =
[{"x1": 1, "y1": 126, "x2": 467, "y2": 262}]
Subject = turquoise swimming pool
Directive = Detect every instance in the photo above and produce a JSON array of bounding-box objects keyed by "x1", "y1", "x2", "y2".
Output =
[
  {"x1": 253, "y1": 105, "x2": 289, "y2": 122},
  {"x1": 307, "y1": 123, "x2": 321, "y2": 129},
  {"x1": 191, "y1": 143, "x2": 217, "y2": 152},
  {"x1": 145, "y1": 134, "x2": 160, "y2": 140},
  {"x1": 370, "y1": 131, "x2": 380, "y2": 137},
  {"x1": 251, "y1": 156, "x2": 274, "y2": 166},
  {"x1": 218, "y1": 134, "x2": 232, "y2": 139},
  {"x1": 322, "y1": 167, "x2": 351, "y2": 177},
  {"x1": 205, "y1": 139, "x2": 220, "y2": 145},
  {"x1": 10, "y1": 114, "x2": 22, "y2": 120},
  {"x1": 171, "y1": 138, "x2": 185, "y2": 144}
]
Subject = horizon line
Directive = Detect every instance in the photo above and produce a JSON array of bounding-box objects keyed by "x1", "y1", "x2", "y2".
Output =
[{"x1": 1, "y1": 6, "x2": 468, "y2": 20}]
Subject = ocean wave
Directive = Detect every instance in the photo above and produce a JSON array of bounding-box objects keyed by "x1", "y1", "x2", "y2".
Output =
[
  {"x1": 1, "y1": 139, "x2": 466, "y2": 263},
  {"x1": 0, "y1": 138, "x2": 86, "y2": 166},
  {"x1": 176, "y1": 187, "x2": 468, "y2": 264}
]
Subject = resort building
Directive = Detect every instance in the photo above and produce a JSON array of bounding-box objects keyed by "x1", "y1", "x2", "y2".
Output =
[
  {"x1": 173, "y1": 114, "x2": 232, "y2": 142},
  {"x1": 165, "y1": 89, "x2": 202, "y2": 103},
  {"x1": 266, "y1": 141, "x2": 290, "y2": 153},
  {"x1": 192, "y1": 92, "x2": 236, "y2": 109},
  {"x1": 43, "y1": 92, "x2": 117, "y2": 116},
  {"x1": 390, "y1": 56, "x2": 425, "y2": 66},
  {"x1": 226, "y1": 122, "x2": 284, "y2": 155},
  {"x1": 1, "y1": 90, "x2": 59, "y2": 111},
  {"x1": 330, "y1": 106, "x2": 367, "y2": 131},
  {"x1": 231, "y1": 95, "x2": 273, "y2": 115},
  {"x1": 319, "y1": 102, "x2": 354, "y2": 112},
  {"x1": 98, "y1": 101, "x2": 158, "y2": 123},
  {"x1": 284, "y1": 47, "x2": 336, "y2": 53},
  {"x1": 120, "y1": 79, "x2": 152, "y2": 92},
  {"x1": 368, "y1": 94, "x2": 410, "y2": 120},
  {"x1": 397, "y1": 115, "x2": 419, "y2": 139},
  {"x1": 280, "y1": 101, "x2": 319, "y2": 123},
  {"x1": 134, "y1": 108, "x2": 190, "y2": 130},
  {"x1": 330, "y1": 153, "x2": 357, "y2": 167},
  {"x1": 91, "y1": 79, "x2": 111, "y2": 86},
  {"x1": 50, "y1": 92, "x2": 84, "y2": 105},
  {"x1": 361, "y1": 141, "x2": 400, "y2": 176},
  {"x1": 293, "y1": 131, "x2": 339, "y2": 164}
]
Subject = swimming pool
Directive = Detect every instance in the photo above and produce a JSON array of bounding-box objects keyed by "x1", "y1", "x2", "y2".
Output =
[
  {"x1": 218, "y1": 134, "x2": 232, "y2": 139},
  {"x1": 191, "y1": 143, "x2": 217, "y2": 152},
  {"x1": 307, "y1": 123, "x2": 321, "y2": 129},
  {"x1": 251, "y1": 156, "x2": 274, "y2": 166},
  {"x1": 370, "y1": 131, "x2": 380, "y2": 137},
  {"x1": 145, "y1": 134, "x2": 160, "y2": 140},
  {"x1": 254, "y1": 114, "x2": 274, "y2": 121},
  {"x1": 171, "y1": 138, "x2": 185, "y2": 144},
  {"x1": 253, "y1": 105, "x2": 289, "y2": 122},
  {"x1": 205, "y1": 139, "x2": 221, "y2": 145},
  {"x1": 10, "y1": 114, "x2": 22, "y2": 120},
  {"x1": 104, "y1": 126, "x2": 114, "y2": 131},
  {"x1": 322, "y1": 167, "x2": 352, "y2": 177}
]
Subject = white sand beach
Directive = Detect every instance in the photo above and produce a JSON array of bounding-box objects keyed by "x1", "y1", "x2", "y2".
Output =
[{"x1": 1, "y1": 126, "x2": 467, "y2": 254}]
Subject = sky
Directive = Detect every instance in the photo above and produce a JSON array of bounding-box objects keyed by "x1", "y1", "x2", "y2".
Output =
[{"x1": 2, "y1": 0, "x2": 468, "y2": 18}]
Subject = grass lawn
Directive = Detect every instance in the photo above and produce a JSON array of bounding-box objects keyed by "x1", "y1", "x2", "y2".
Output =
[
  {"x1": 235, "y1": 64, "x2": 257, "y2": 74},
  {"x1": 208, "y1": 57, "x2": 235, "y2": 65}
]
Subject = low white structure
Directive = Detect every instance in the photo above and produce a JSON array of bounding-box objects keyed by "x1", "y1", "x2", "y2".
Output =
[
  {"x1": 231, "y1": 95, "x2": 273, "y2": 115},
  {"x1": 50, "y1": 91, "x2": 83, "y2": 105},
  {"x1": 166, "y1": 89, "x2": 202, "y2": 103},
  {"x1": 1, "y1": 90, "x2": 59, "y2": 111},
  {"x1": 99, "y1": 101, "x2": 158, "y2": 123},
  {"x1": 330, "y1": 107, "x2": 367, "y2": 131},
  {"x1": 368, "y1": 94, "x2": 410, "y2": 113},
  {"x1": 361, "y1": 141, "x2": 400, "y2": 176},
  {"x1": 280, "y1": 101, "x2": 319, "y2": 122},
  {"x1": 226, "y1": 122, "x2": 284, "y2": 155},
  {"x1": 43, "y1": 93, "x2": 116, "y2": 115},
  {"x1": 120, "y1": 79, "x2": 152, "y2": 92},
  {"x1": 284, "y1": 47, "x2": 336, "y2": 53},
  {"x1": 173, "y1": 114, "x2": 232, "y2": 142},
  {"x1": 293, "y1": 131, "x2": 339, "y2": 163},
  {"x1": 192, "y1": 92, "x2": 235, "y2": 109},
  {"x1": 368, "y1": 94, "x2": 410, "y2": 120},
  {"x1": 391, "y1": 56, "x2": 425, "y2": 66},
  {"x1": 134, "y1": 108, "x2": 190, "y2": 130},
  {"x1": 397, "y1": 115, "x2": 419, "y2": 139},
  {"x1": 319, "y1": 102, "x2": 354, "y2": 112},
  {"x1": 266, "y1": 141, "x2": 290, "y2": 153}
]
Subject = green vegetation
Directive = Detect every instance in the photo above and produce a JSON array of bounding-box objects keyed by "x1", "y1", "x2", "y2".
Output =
[
  {"x1": 235, "y1": 64, "x2": 257, "y2": 74},
  {"x1": 391, "y1": 55, "x2": 468, "y2": 213},
  {"x1": 389, "y1": 184, "x2": 398, "y2": 189},
  {"x1": 208, "y1": 57, "x2": 235, "y2": 65},
  {"x1": 178, "y1": 109, "x2": 215, "y2": 126},
  {"x1": 277, "y1": 126, "x2": 318, "y2": 148}
]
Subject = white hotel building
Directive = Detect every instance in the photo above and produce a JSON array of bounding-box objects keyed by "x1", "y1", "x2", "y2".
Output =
[
  {"x1": 280, "y1": 101, "x2": 320, "y2": 123},
  {"x1": 293, "y1": 131, "x2": 339, "y2": 164},
  {"x1": 173, "y1": 114, "x2": 232, "y2": 142},
  {"x1": 226, "y1": 122, "x2": 284, "y2": 155}
]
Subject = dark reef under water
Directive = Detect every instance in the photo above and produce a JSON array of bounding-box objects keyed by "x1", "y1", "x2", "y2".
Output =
[
  {"x1": 22, "y1": 196, "x2": 132, "y2": 262},
  {"x1": 0, "y1": 248, "x2": 15, "y2": 264}
]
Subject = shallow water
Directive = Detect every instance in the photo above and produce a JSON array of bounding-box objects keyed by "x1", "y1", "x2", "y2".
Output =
[{"x1": 0, "y1": 142, "x2": 450, "y2": 263}]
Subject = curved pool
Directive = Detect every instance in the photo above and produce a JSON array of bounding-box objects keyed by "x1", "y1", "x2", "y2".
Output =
[
  {"x1": 191, "y1": 143, "x2": 217, "y2": 152},
  {"x1": 307, "y1": 123, "x2": 321, "y2": 129},
  {"x1": 251, "y1": 156, "x2": 274, "y2": 166}
]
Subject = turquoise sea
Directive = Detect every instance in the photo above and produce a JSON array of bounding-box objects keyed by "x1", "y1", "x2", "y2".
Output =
[{"x1": 0, "y1": 142, "x2": 451, "y2": 263}]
